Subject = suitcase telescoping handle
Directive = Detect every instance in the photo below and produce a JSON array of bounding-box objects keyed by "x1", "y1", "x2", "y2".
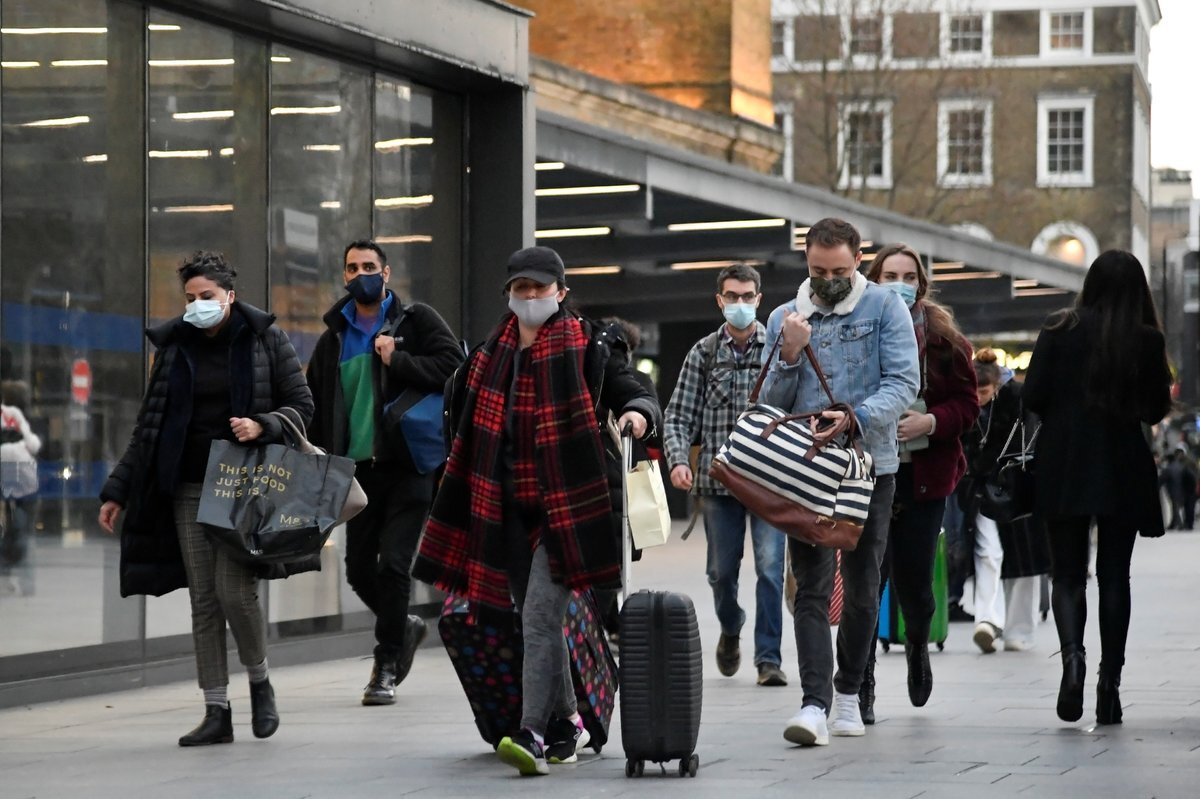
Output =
[{"x1": 620, "y1": 422, "x2": 634, "y2": 604}]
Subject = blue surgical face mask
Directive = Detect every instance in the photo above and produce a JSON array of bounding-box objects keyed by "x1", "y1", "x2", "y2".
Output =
[
  {"x1": 722, "y1": 302, "x2": 757, "y2": 330},
  {"x1": 882, "y1": 280, "x2": 918, "y2": 309},
  {"x1": 183, "y1": 297, "x2": 229, "y2": 329},
  {"x1": 345, "y1": 272, "x2": 385, "y2": 305}
]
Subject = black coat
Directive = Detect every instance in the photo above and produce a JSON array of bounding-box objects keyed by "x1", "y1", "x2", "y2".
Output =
[
  {"x1": 100, "y1": 303, "x2": 315, "y2": 597},
  {"x1": 306, "y1": 292, "x2": 464, "y2": 471},
  {"x1": 1023, "y1": 313, "x2": 1172, "y2": 536}
]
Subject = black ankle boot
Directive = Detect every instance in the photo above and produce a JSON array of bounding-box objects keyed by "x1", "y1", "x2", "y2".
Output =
[
  {"x1": 179, "y1": 703, "x2": 233, "y2": 747},
  {"x1": 1057, "y1": 646, "x2": 1086, "y2": 722},
  {"x1": 249, "y1": 679, "x2": 279, "y2": 739},
  {"x1": 1096, "y1": 664, "x2": 1123, "y2": 725},
  {"x1": 905, "y1": 640, "x2": 933, "y2": 707},
  {"x1": 362, "y1": 657, "x2": 397, "y2": 706},
  {"x1": 859, "y1": 650, "x2": 876, "y2": 725}
]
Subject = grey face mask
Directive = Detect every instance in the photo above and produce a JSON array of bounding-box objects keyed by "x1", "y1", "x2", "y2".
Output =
[
  {"x1": 811, "y1": 275, "x2": 854, "y2": 305},
  {"x1": 508, "y1": 294, "x2": 559, "y2": 327}
]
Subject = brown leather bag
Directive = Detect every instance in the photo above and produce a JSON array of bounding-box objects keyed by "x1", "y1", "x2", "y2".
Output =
[{"x1": 709, "y1": 337, "x2": 874, "y2": 551}]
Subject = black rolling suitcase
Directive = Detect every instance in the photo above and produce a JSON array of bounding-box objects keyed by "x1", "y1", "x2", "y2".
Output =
[{"x1": 617, "y1": 427, "x2": 703, "y2": 778}]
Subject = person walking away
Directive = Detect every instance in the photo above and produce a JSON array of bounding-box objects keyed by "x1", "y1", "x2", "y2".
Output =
[
  {"x1": 1, "y1": 386, "x2": 40, "y2": 596},
  {"x1": 861, "y1": 244, "x2": 978, "y2": 720},
  {"x1": 98, "y1": 251, "x2": 315, "y2": 745},
  {"x1": 412, "y1": 246, "x2": 661, "y2": 776},
  {"x1": 961, "y1": 350, "x2": 1049, "y2": 653},
  {"x1": 761, "y1": 218, "x2": 919, "y2": 746},
  {"x1": 306, "y1": 239, "x2": 464, "y2": 705},
  {"x1": 1023, "y1": 250, "x2": 1172, "y2": 725},
  {"x1": 663, "y1": 263, "x2": 788, "y2": 687}
]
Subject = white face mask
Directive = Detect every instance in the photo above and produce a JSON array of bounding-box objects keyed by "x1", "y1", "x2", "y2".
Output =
[
  {"x1": 508, "y1": 294, "x2": 559, "y2": 327},
  {"x1": 183, "y1": 297, "x2": 228, "y2": 329}
]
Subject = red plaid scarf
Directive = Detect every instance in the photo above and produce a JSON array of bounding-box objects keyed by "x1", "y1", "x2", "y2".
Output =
[{"x1": 413, "y1": 311, "x2": 617, "y2": 612}]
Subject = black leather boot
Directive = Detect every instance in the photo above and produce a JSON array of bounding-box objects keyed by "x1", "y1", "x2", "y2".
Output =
[
  {"x1": 249, "y1": 679, "x2": 279, "y2": 738},
  {"x1": 179, "y1": 703, "x2": 233, "y2": 747},
  {"x1": 1057, "y1": 646, "x2": 1087, "y2": 722},
  {"x1": 394, "y1": 615, "x2": 429, "y2": 686},
  {"x1": 905, "y1": 640, "x2": 933, "y2": 707},
  {"x1": 1096, "y1": 663, "x2": 1123, "y2": 725},
  {"x1": 362, "y1": 657, "x2": 397, "y2": 706},
  {"x1": 859, "y1": 646, "x2": 876, "y2": 725}
]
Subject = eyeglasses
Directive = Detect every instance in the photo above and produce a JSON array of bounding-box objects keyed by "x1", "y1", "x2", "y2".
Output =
[{"x1": 720, "y1": 291, "x2": 758, "y2": 303}]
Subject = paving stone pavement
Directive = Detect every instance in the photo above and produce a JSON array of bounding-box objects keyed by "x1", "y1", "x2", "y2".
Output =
[{"x1": 2, "y1": 523, "x2": 1199, "y2": 798}]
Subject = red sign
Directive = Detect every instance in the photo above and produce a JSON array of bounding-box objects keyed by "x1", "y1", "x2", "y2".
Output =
[{"x1": 71, "y1": 359, "x2": 92, "y2": 405}]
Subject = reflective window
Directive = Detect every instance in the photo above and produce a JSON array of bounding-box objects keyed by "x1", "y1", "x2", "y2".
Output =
[
  {"x1": 0, "y1": 0, "x2": 144, "y2": 659},
  {"x1": 948, "y1": 15, "x2": 984, "y2": 54},
  {"x1": 267, "y1": 46, "x2": 370, "y2": 365}
]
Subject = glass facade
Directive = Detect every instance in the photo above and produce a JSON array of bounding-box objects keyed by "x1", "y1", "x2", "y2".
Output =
[{"x1": 0, "y1": 0, "x2": 463, "y2": 674}]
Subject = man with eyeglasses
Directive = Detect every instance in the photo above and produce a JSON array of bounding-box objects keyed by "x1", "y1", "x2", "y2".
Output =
[
  {"x1": 306, "y1": 239, "x2": 464, "y2": 706},
  {"x1": 664, "y1": 263, "x2": 788, "y2": 687}
]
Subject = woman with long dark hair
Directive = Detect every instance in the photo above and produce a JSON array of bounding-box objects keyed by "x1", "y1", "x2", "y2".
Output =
[
  {"x1": 860, "y1": 244, "x2": 978, "y2": 719},
  {"x1": 1023, "y1": 250, "x2": 1172, "y2": 725}
]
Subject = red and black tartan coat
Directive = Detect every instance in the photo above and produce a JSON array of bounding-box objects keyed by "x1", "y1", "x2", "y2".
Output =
[{"x1": 412, "y1": 312, "x2": 661, "y2": 612}]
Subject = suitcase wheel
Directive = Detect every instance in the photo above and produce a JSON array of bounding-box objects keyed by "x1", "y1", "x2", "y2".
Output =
[
  {"x1": 625, "y1": 759, "x2": 645, "y2": 778},
  {"x1": 676, "y1": 754, "x2": 698, "y2": 778}
]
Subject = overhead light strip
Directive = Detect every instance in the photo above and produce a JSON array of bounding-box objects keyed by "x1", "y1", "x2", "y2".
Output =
[
  {"x1": 536, "y1": 184, "x2": 640, "y2": 198},
  {"x1": 374, "y1": 195, "x2": 434, "y2": 208},
  {"x1": 931, "y1": 271, "x2": 1004, "y2": 282},
  {"x1": 565, "y1": 265, "x2": 623, "y2": 276},
  {"x1": 20, "y1": 115, "x2": 89, "y2": 127},
  {"x1": 1, "y1": 61, "x2": 40, "y2": 68},
  {"x1": 931, "y1": 261, "x2": 965, "y2": 271},
  {"x1": 270, "y1": 105, "x2": 342, "y2": 115},
  {"x1": 668, "y1": 218, "x2": 786, "y2": 232},
  {"x1": 1014, "y1": 287, "x2": 1071, "y2": 297},
  {"x1": 1, "y1": 27, "x2": 108, "y2": 35},
  {"x1": 50, "y1": 59, "x2": 107, "y2": 67},
  {"x1": 374, "y1": 137, "x2": 433, "y2": 150},
  {"x1": 173, "y1": 109, "x2": 234, "y2": 120},
  {"x1": 303, "y1": 144, "x2": 342, "y2": 152},
  {"x1": 149, "y1": 58, "x2": 235, "y2": 67},
  {"x1": 535, "y1": 161, "x2": 566, "y2": 171},
  {"x1": 149, "y1": 149, "x2": 211, "y2": 159},
  {"x1": 160, "y1": 204, "x2": 234, "y2": 214},
  {"x1": 376, "y1": 235, "x2": 433, "y2": 244},
  {"x1": 670, "y1": 259, "x2": 766, "y2": 271},
  {"x1": 535, "y1": 226, "x2": 611, "y2": 239}
]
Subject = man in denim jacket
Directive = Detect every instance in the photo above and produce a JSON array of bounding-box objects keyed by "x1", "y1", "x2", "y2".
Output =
[{"x1": 761, "y1": 217, "x2": 919, "y2": 746}]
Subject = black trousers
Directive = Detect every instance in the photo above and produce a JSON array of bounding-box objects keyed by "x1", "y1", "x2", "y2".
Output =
[
  {"x1": 880, "y1": 464, "x2": 947, "y2": 641},
  {"x1": 344, "y1": 462, "x2": 433, "y2": 661},
  {"x1": 1046, "y1": 515, "x2": 1138, "y2": 673}
]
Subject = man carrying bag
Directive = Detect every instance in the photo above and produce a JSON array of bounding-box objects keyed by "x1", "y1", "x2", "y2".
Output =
[
  {"x1": 306, "y1": 239, "x2": 464, "y2": 706},
  {"x1": 759, "y1": 218, "x2": 918, "y2": 746}
]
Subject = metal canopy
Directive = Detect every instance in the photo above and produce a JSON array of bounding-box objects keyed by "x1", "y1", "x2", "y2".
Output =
[{"x1": 536, "y1": 113, "x2": 1080, "y2": 336}]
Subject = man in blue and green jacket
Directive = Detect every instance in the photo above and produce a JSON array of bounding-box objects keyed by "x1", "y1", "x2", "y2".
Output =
[{"x1": 307, "y1": 239, "x2": 464, "y2": 706}]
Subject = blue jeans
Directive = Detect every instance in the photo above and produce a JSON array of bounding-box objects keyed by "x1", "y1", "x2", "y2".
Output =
[{"x1": 701, "y1": 494, "x2": 786, "y2": 667}]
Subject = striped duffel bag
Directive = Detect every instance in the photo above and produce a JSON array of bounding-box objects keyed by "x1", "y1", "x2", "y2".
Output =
[{"x1": 709, "y1": 343, "x2": 875, "y2": 551}]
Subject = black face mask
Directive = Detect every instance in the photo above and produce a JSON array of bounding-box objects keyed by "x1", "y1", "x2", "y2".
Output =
[
  {"x1": 811, "y1": 275, "x2": 853, "y2": 305},
  {"x1": 345, "y1": 272, "x2": 385, "y2": 305}
]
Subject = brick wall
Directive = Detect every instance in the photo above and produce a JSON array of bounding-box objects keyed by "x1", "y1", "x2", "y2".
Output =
[{"x1": 522, "y1": 0, "x2": 773, "y2": 126}]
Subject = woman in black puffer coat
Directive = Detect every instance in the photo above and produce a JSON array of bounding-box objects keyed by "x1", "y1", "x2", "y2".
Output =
[{"x1": 98, "y1": 252, "x2": 314, "y2": 747}]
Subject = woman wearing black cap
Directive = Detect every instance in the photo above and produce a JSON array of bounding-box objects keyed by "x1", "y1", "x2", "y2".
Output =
[{"x1": 413, "y1": 246, "x2": 662, "y2": 776}]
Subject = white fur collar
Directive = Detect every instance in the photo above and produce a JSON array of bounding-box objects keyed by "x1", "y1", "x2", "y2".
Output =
[{"x1": 796, "y1": 271, "x2": 867, "y2": 316}]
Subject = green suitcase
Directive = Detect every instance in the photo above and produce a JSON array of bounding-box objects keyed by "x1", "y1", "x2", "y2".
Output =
[{"x1": 878, "y1": 530, "x2": 949, "y2": 652}]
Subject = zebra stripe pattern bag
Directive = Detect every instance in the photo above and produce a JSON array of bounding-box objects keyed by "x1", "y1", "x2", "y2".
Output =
[{"x1": 710, "y1": 338, "x2": 875, "y2": 551}]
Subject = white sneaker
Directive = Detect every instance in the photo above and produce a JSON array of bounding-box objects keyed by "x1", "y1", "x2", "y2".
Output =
[
  {"x1": 829, "y1": 691, "x2": 865, "y2": 737},
  {"x1": 1003, "y1": 638, "x2": 1034, "y2": 652},
  {"x1": 973, "y1": 622, "x2": 999, "y2": 654},
  {"x1": 783, "y1": 705, "x2": 829, "y2": 746}
]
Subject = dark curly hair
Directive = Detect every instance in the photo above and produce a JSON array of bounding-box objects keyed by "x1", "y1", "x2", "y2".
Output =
[{"x1": 177, "y1": 251, "x2": 237, "y2": 290}]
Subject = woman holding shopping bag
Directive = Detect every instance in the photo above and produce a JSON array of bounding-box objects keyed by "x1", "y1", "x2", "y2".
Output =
[{"x1": 98, "y1": 251, "x2": 314, "y2": 746}]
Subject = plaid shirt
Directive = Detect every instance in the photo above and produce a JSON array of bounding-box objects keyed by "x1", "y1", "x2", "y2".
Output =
[{"x1": 664, "y1": 321, "x2": 768, "y2": 495}]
